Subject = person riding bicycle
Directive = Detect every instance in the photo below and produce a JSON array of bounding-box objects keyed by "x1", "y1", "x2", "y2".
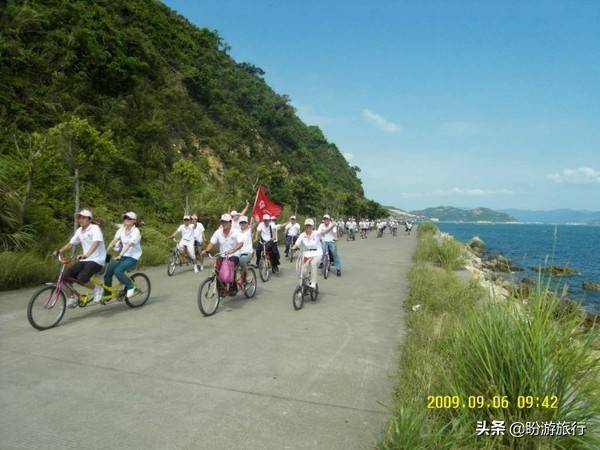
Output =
[
  {"x1": 284, "y1": 215, "x2": 300, "y2": 257},
  {"x1": 58, "y1": 209, "x2": 107, "y2": 307},
  {"x1": 230, "y1": 200, "x2": 250, "y2": 232},
  {"x1": 191, "y1": 213, "x2": 205, "y2": 271},
  {"x1": 254, "y1": 213, "x2": 280, "y2": 272},
  {"x1": 202, "y1": 213, "x2": 244, "y2": 295},
  {"x1": 318, "y1": 214, "x2": 341, "y2": 276},
  {"x1": 169, "y1": 215, "x2": 201, "y2": 273},
  {"x1": 292, "y1": 218, "x2": 323, "y2": 289},
  {"x1": 346, "y1": 218, "x2": 356, "y2": 241},
  {"x1": 104, "y1": 211, "x2": 142, "y2": 299},
  {"x1": 235, "y1": 215, "x2": 254, "y2": 270}
]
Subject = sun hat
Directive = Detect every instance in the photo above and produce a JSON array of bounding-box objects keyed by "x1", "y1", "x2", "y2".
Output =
[
  {"x1": 239, "y1": 215, "x2": 249, "y2": 223},
  {"x1": 290, "y1": 215, "x2": 296, "y2": 220},
  {"x1": 122, "y1": 211, "x2": 137, "y2": 220},
  {"x1": 262, "y1": 214, "x2": 271, "y2": 221},
  {"x1": 304, "y1": 218, "x2": 314, "y2": 226},
  {"x1": 183, "y1": 215, "x2": 191, "y2": 220},
  {"x1": 76, "y1": 209, "x2": 93, "y2": 219},
  {"x1": 323, "y1": 214, "x2": 331, "y2": 220},
  {"x1": 230, "y1": 210, "x2": 240, "y2": 216},
  {"x1": 220, "y1": 213, "x2": 232, "y2": 222}
]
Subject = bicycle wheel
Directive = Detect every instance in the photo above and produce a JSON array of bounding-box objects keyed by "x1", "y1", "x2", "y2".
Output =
[
  {"x1": 125, "y1": 273, "x2": 151, "y2": 308},
  {"x1": 198, "y1": 276, "x2": 222, "y2": 316},
  {"x1": 27, "y1": 285, "x2": 66, "y2": 330},
  {"x1": 323, "y1": 254, "x2": 330, "y2": 279},
  {"x1": 243, "y1": 268, "x2": 257, "y2": 298},
  {"x1": 292, "y1": 286, "x2": 304, "y2": 310},
  {"x1": 259, "y1": 258, "x2": 271, "y2": 282},
  {"x1": 310, "y1": 283, "x2": 319, "y2": 302},
  {"x1": 167, "y1": 252, "x2": 178, "y2": 276},
  {"x1": 289, "y1": 248, "x2": 295, "y2": 263}
]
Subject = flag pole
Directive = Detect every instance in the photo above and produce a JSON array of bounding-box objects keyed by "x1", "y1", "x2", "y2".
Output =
[{"x1": 250, "y1": 184, "x2": 260, "y2": 227}]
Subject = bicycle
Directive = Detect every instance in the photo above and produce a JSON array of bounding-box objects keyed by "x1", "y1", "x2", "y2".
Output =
[
  {"x1": 321, "y1": 247, "x2": 331, "y2": 279},
  {"x1": 286, "y1": 235, "x2": 298, "y2": 263},
  {"x1": 197, "y1": 254, "x2": 257, "y2": 316},
  {"x1": 27, "y1": 253, "x2": 151, "y2": 330},
  {"x1": 257, "y1": 240, "x2": 274, "y2": 282},
  {"x1": 292, "y1": 252, "x2": 319, "y2": 310},
  {"x1": 167, "y1": 240, "x2": 199, "y2": 276},
  {"x1": 392, "y1": 227, "x2": 397, "y2": 237}
]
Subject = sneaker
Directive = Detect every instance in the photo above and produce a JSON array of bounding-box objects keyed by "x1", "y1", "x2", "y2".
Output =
[
  {"x1": 93, "y1": 286, "x2": 103, "y2": 303},
  {"x1": 337, "y1": 269, "x2": 341, "y2": 277},
  {"x1": 126, "y1": 288, "x2": 136, "y2": 298},
  {"x1": 194, "y1": 264, "x2": 199, "y2": 273},
  {"x1": 67, "y1": 296, "x2": 78, "y2": 308}
]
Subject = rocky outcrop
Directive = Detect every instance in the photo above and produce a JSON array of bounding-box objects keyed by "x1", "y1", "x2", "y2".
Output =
[
  {"x1": 468, "y1": 236, "x2": 485, "y2": 254},
  {"x1": 482, "y1": 255, "x2": 523, "y2": 273},
  {"x1": 582, "y1": 281, "x2": 600, "y2": 292},
  {"x1": 531, "y1": 266, "x2": 578, "y2": 277}
]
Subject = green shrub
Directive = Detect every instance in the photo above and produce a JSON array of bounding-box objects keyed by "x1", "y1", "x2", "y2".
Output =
[
  {"x1": 0, "y1": 251, "x2": 59, "y2": 290},
  {"x1": 414, "y1": 233, "x2": 466, "y2": 270},
  {"x1": 417, "y1": 222, "x2": 438, "y2": 237}
]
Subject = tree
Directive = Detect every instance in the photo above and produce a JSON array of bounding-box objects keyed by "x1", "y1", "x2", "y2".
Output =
[
  {"x1": 48, "y1": 117, "x2": 117, "y2": 230},
  {"x1": 171, "y1": 158, "x2": 204, "y2": 215}
]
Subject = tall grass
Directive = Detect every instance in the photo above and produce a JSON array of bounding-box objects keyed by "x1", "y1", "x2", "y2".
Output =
[
  {"x1": 0, "y1": 251, "x2": 60, "y2": 290},
  {"x1": 414, "y1": 226, "x2": 466, "y2": 270},
  {"x1": 382, "y1": 232, "x2": 600, "y2": 449}
]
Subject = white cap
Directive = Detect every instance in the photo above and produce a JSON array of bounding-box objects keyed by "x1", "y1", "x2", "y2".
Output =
[
  {"x1": 183, "y1": 215, "x2": 191, "y2": 220},
  {"x1": 304, "y1": 218, "x2": 314, "y2": 226},
  {"x1": 262, "y1": 214, "x2": 270, "y2": 221},
  {"x1": 123, "y1": 211, "x2": 137, "y2": 220},
  {"x1": 230, "y1": 210, "x2": 240, "y2": 216},
  {"x1": 220, "y1": 213, "x2": 232, "y2": 222},
  {"x1": 76, "y1": 209, "x2": 93, "y2": 219},
  {"x1": 290, "y1": 215, "x2": 296, "y2": 220},
  {"x1": 323, "y1": 214, "x2": 331, "y2": 220},
  {"x1": 239, "y1": 215, "x2": 249, "y2": 223}
]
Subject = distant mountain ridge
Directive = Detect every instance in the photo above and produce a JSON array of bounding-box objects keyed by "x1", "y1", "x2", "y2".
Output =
[
  {"x1": 500, "y1": 209, "x2": 600, "y2": 225},
  {"x1": 411, "y1": 206, "x2": 517, "y2": 223}
]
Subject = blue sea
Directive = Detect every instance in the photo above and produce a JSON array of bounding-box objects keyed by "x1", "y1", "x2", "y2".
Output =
[{"x1": 435, "y1": 223, "x2": 600, "y2": 313}]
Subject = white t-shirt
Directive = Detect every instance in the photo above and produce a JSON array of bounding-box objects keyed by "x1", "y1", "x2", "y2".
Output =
[
  {"x1": 210, "y1": 228, "x2": 242, "y2": 254},
  {"x1": 193, "y1": 222, "x2": 205, "y2": 242},
  {"x1": 236, "y1": 228, "x2": 253, "y2": 256},
  {"x1": 317, "y1": 223, "x2": 337, "y2": 242},
  {"x1": 285, "y1": 222, "x2": 301, "y2": 237},
  {"x1": 70, "y1": 224, "x2": 107, "y2": 266},
  {"x1": 270, "y1": 222, "x2": 283, "y2": 242},
  {"x1": 346, "y1": 221, "x2": 355, "y2": 230},
  {"x1": 114, "y1": 226, "x2": 142, "y2": 260},
  {"x1": 257, "y1": 222, "x2": 275, "y2": 242},
  {"x1": 177, "y1": 224, "x2": 195, "y2": 243},
  {"x1": 294, "y1": 231, "x2": 323, "y2": 257}
]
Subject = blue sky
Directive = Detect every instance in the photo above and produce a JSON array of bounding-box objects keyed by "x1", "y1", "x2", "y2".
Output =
[{"x1": 163, "y1": 0, "x2": 600, "y2": 211}]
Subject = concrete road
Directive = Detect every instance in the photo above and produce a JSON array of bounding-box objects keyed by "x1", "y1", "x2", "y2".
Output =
[{"x1": 0, "y1": 231, "x2": 416, "y2": 450}]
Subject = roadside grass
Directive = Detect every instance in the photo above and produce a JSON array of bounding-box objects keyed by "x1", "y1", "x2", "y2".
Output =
[
  {"x1": 0, "y1": 223, "x2": 175, "y2": 290},
  {"x1": 414, "y1": 223, "x2": 466, "y2": 270},
  {"x1": 382, "y1": 226, "x2": 600, "y2": 449}
]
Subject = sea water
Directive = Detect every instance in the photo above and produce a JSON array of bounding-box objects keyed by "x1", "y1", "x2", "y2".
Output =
[{"x1": 435, "y1": 223, "x2": 600, "y2": 313}]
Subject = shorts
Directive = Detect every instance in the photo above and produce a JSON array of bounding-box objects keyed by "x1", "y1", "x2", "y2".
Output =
[{"x1": 66, "y1": 261, "x2": 103, "y2": 283}]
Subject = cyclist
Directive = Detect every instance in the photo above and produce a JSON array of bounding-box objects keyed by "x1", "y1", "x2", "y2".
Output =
[
  {"x1": 359, "y1": 219, "x2": 368, "y2": 239},
  {"x1": 284, "y1": 215, "x2": 300, "y2": 257},
  {"x1": 318, "y1": 214, "x2": 341, "y2": 276},
  {"x1": 337, "y1": 219, "x2": 345, "y2": 238},
  {"x1": 291, "y1": 218, "x2": 323, "y2": 289},
  {"x1": 58, "y1": 209, "x2": 107, "y2": 307},
  {"x1": 230, "y1": 201, "x2": 250, "y2": 232},
  {"x1": 235, "y1": 215, "x2": 254, "y2": 270},
  {"x1": 202, "y1": 213, "x2": 244, "y2": 295},
  {"x1": 104, "y1": 211, "x2": 142, "y2": 298},
  {"x1": 191, "y1": 213, "x2": 205, "y2": 271},
  {"x1": 254, "y1": 213, "x2": 280, "y2": 272},
  {"x1": 270, "y1": 216, "x2": 284, "y2": 271},
  {"x1": 169, "y1": 215, "x2": 200, "y2": 273}
]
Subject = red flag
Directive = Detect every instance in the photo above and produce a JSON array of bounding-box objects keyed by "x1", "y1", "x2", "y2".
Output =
[{"x1": 252, "y1": 185, "x2": 282, "y2": 222}]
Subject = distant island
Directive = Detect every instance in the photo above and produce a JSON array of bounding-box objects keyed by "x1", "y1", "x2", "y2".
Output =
[
  {"x1": 410, "y1": 206, "x2": 517, "y2": 223},
  {"x1": 499, "y1": 209, "x2": 600, "y2": 225}
]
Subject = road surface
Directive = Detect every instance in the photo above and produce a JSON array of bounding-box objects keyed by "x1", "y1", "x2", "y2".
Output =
[{"x1": 0, "y1": 231, "x2": 416, "y2": 450}]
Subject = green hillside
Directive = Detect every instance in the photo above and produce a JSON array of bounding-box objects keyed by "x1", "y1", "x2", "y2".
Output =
[
  {"x1": 411, "y1": 206, "x2": 518, "y2": 223},
  {"x1": 0, "y1": 0, "x2": 386, "y2": 254}
]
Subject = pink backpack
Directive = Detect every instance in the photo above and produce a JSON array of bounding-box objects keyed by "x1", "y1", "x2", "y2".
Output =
[{"x1": 218, "y1": 258, "x2": 235, "y2": 284}]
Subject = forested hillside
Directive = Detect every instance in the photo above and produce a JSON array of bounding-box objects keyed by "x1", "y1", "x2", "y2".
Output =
[{"x1": 0, "y1": 0, "x2": 386, "y2": 261}]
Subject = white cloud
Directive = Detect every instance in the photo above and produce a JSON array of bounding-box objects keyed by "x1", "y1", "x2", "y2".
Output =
[
  {"x1": 362, "y1": 109, "x2": 402, "y2": 133},
  {"x1": 547, "y1": 167, "x2": 600, "y2": 185},
  {"x1": 343, "y1": 152, "x2": 354, "y2": 161}
]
